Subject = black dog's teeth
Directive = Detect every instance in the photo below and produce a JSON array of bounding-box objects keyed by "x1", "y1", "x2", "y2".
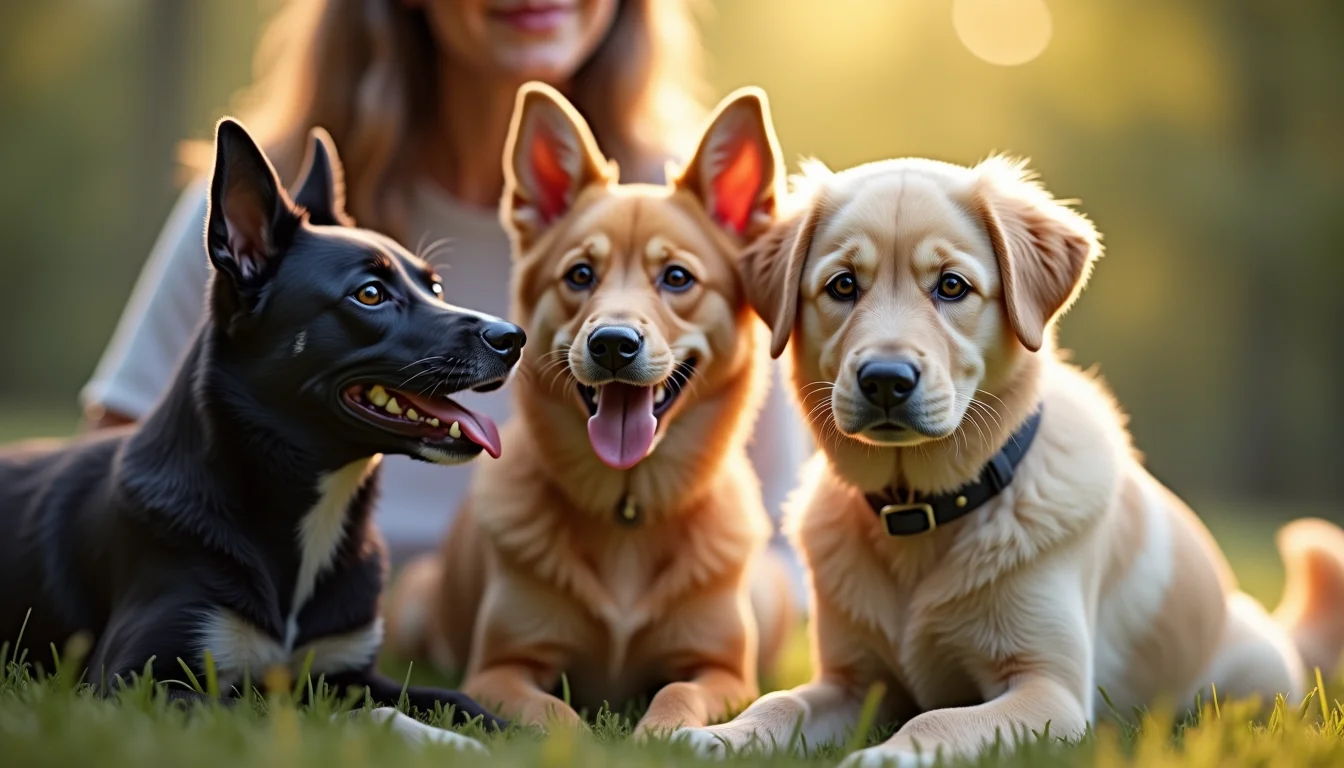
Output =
[{"x1": 353, "y1": 385, "x2": 461, "y2": 436}]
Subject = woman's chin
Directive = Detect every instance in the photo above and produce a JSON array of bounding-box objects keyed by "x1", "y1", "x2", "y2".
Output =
[{"x1": 493, "y1": 46, "x2": 592, "y2": 83}]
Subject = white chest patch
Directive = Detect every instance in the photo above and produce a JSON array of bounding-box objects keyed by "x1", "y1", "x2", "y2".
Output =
[
  {"x1": 285, "y1": 457, "x2": 380, "y2": 647},
  {"x1": 197, "y1": 609, "x2": 384, "y2": 687}
]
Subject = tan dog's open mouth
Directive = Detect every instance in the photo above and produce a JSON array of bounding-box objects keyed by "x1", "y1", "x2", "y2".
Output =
[{"x1": 576, "y1": 358, "x2": 697, "y2": 470}]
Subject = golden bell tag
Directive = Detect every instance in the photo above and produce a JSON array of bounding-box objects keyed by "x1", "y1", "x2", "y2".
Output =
[{"x1": 617, "y1": 495, "x2": 640, "y2": 525}]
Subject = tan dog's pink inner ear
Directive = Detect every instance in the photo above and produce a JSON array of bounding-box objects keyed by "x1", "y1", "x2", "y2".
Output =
[
  {"x1": 527, "y1": 122, "x2": 577, "y2": 222},
  {"x1": 677, "y1": 87, "x2": 784, "y2": 241},
  {"x1": 502, "y1": 83, "x2": 612, "y2": 243},
  {"x1": 973, "y1": 161, "x2": 1102, "y2": 353}
]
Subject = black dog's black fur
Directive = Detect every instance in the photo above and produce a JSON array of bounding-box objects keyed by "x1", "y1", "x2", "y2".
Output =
[{"x1": 0, "y1": 120, "x2": 522, "y2": 728}]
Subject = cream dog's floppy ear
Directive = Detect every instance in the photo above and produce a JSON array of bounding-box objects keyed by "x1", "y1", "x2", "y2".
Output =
[
  {"x1": 741, "y1": 189, "x2": 828, "y2": 359},
  {"x1": 972, "y1": 156, "x2": 1102, "y2": 352}
]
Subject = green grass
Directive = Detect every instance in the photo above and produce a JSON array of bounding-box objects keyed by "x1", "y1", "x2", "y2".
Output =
[
  {"x1": 6, "y1": 618, "x2": 1344, "y2": 768},
  {"x1": 5, "y1": 645, "x2": 1344, "y2": 768}
]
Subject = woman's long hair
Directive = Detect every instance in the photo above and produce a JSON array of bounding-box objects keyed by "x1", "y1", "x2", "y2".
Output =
[{"x1": 188, "y1": 0, "x2": 706, "y2": 238}]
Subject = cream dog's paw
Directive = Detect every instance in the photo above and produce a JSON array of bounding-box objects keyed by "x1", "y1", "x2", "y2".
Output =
[
  {"x1": 353, "y1": 706, "x2": 489, "y2": 754},
  {"x1": 672, "y1": 726, "x2": 732, "y2": 759},
  {"x1": 839, "y1": 744, "x2": 936, "y2": 768}
]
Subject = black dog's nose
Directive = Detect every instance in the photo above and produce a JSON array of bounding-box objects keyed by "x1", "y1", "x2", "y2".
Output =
[
  {"x1": 858, "y1": 360, "x2": 921, "y2": 409},
  {"x1": 481, "y1": 320, "x2": 526, "y2": 365},
  {"x1": 587, "y1": 325, "x2": 643, "y2": 373}
]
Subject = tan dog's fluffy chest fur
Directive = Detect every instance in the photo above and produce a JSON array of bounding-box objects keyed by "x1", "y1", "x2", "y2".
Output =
[
  {"x1": 386, "y1": 83, "x2": 794, "y2": 735},
  {"x1": 462, "y1": 430, "x2": 768, "y2": 710},
  {"x1": 677, "y1": 157, "x2": 1344, "y2": 767}
]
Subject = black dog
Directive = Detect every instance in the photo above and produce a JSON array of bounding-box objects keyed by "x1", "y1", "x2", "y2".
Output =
[{"x1": 0, "y1": 120, "x2": 521, "y2": 738}]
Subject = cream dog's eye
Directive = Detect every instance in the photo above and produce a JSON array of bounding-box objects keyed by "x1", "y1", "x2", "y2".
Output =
[
  {"x1": 826, "y1": 271, "x2": 859, "y2": 301},
  {"x1": 936, "y1": 272, "x2": 971, "y2": 301}
]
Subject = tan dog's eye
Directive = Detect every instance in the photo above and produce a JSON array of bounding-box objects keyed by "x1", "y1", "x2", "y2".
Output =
[
  {"x1": 826, "y1": 271, "x2": 859, "y2": 302},
  {"x1": 659, "y1": 265, "x2": 695, "y2": 293},
  {"x1": 936, "y1": 272, "x2": 971, "y2": 301},
  {"x1": 564, "y1": 263, "x2": 596, "y2": 290}
]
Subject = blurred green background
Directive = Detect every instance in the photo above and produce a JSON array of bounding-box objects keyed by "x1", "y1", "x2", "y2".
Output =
[{"x1": 1, "y1": 0, "x2": 1340, "y2": 602}]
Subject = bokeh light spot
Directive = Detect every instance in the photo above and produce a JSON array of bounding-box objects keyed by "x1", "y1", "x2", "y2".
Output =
[{"x1": 953, "y1": 0, "x2": 1054, "y2": 66}]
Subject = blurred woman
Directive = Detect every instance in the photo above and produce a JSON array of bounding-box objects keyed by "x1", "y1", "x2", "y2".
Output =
[{"x1": 82, "y1": 0, "x2": 808, "y2": 625}]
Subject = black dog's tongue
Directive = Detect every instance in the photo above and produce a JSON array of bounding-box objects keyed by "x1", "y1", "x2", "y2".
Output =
[{"x1": 399, "y1": 391, "x2": 503, "y2": 458}]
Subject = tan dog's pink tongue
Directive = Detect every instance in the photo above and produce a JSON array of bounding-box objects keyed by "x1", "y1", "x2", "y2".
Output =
[{"x1": 587, "y1": 383, "x2": 657, "y2": 470}]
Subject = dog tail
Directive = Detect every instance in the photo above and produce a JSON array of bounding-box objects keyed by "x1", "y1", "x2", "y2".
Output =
[
  {"x1": 1273, "y1": 518, "x2": 1344, "y2": 679},
  {"x1": 383, "y1": 554, "x2": 446, "y2": 663}
]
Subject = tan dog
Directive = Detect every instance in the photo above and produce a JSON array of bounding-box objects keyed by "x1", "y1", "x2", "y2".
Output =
[
  {"x1": 386, "y1": 83, "x2": 795, "y2": 735},
  {"x1": 674, "y1": 157, "x2": 1344, "y2": 766}
]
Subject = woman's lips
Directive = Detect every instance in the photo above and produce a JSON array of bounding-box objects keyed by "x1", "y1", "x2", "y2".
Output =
[{"x1": 489, "y1": 6, "x2": 573, "y2": 34}]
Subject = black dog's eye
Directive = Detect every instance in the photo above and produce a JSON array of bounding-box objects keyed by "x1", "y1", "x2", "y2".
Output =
[
  {"x1": 354, "y1": 282, "x2": 386, "y2": 306},
  {"x1": 430, "y1": 281, "x2": 444, "y2": 299},
  {"x1": 565, "y1": 263, "x2": 595, "y2": 290},
  {"x1": 936, "y1": 272, "x2": 971, "y2": 301},
  {"x1": 826, "y1": 271, "x2": 858, "y2": 302},
  {"x1": 660, "y1": 265, "x2": 695, "y2": 292}
]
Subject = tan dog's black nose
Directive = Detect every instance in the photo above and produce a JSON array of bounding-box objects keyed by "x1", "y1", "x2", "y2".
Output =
[
  {"x1": 858, "y1": 361, "x2": 920, "y2": 409},
  {"x1": 588, "y1": 325, "x2": 643, "y2": 373}
]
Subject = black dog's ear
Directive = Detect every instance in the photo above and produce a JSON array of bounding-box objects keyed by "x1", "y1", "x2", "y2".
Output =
[
  {"x1": 206, "y1": 118, "x2": 302, "y2": 288},
  {"x1": 291, "y1": 127, "x2": 352, "y2": 227}
]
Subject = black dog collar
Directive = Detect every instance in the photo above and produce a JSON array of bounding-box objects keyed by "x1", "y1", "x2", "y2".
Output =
[{"x1": 865, "y1": 407, "x2": 1043, "y2": 536}]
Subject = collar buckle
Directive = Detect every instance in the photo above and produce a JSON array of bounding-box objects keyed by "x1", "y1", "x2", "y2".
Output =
[{"x1": 879, "y1": 502, "x2": 937, "y2": 535}]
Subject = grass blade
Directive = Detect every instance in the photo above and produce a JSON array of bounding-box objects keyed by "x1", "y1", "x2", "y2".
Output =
[
  {"x1": 398, "y1": 661, "x2": 413, "y2": 712},
  {"x1": 176, "y1": 658, "x2": 205, "y2": 694},
  {"x1": 202, "y1": 649, "x2": 220, "y2": 701},
  {"x1": 845, "y1": 681, "x2": 886, "y2": 754},
  {"x1": 292, "y1": 647, "x2": 316, "y2": 703},
  {"x1": 1318, "y1": 667, "x2": 1329, "y2": 725}
]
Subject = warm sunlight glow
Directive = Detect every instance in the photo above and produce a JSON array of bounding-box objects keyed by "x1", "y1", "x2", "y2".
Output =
[{"x1": 953, "y1": 0, "x2": 1054, "y2": 66}]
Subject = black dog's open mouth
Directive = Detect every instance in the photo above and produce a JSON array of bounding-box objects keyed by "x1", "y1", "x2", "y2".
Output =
[
  {"x1": 576, "y1": 358, "x2": 697, "y2": 422},
  {"x1": 341, "y1": 383, "x2": 502, "y2": 458}
]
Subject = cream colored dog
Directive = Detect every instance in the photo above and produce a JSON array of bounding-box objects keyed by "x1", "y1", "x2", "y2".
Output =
[{"x1": 674, "y1": 156, "x2": 1344, "y2": 766}]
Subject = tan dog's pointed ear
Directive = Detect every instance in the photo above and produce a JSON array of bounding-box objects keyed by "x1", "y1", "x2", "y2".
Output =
[
  {"x1": 676, "y1": 86, "x2": 784, "y2": 243},
  {"x1": 972, "y1": 156, "x2": 1102, "y2": 352},
  {"x1": 501, "y1": 82, "x2": 615, "y2": 250},
  {"x1": 741, "y1": 191, "x2": 827, "y2": 358}
]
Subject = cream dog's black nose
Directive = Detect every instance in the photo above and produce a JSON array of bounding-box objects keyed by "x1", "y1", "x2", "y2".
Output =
[
  {"x1": 859, "y1": 360, "x2": 920, "y2": 409},
  {"x1": 588, "y1": 325, "x2": 643, "y2": 373},
  {"x1": 481, "y1": 320, "x2": 526, "y2": 366}
]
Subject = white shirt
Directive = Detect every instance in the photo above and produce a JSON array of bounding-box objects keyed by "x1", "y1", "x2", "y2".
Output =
[{"x1": 83, "y1": 180, "x2": 812, "y2": 563}]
